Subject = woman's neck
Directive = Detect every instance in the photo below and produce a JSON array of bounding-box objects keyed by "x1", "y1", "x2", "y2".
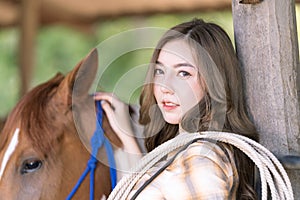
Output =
[{"x1": 179, "y1": 124, "x2": 185, "y2": 134}]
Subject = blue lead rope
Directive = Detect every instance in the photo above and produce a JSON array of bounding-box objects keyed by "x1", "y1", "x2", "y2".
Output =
[{"x1": 66, "y1": 101, "x2": 117, "y2": 200}]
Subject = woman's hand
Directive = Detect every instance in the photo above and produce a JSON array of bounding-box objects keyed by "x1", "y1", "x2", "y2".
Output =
[{"x1": 94, "y1": 92, "x2": 141, "y2": 154}]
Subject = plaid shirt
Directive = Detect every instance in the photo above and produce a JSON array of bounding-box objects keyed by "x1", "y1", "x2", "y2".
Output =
[{"x1": 128, "y1": 139, "x2": 239, "y2": 199}]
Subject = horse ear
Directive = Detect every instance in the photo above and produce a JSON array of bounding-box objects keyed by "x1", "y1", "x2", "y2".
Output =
[{"x1": 57, "y1": 48, "x2": 98, "y2": 106}]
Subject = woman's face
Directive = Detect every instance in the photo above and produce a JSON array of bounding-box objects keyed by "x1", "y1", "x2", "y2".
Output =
[{"x1": 153, "y1": 39, "x2": 205, "y2": 124}]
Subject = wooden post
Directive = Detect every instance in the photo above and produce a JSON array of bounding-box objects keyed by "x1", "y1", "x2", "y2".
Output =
[
  {"x1": 232, "y1": 0, "x2": 300, "y2": 197},
  {"x1": 19, "y1": 0, "x2": 40, "y2": 96}
]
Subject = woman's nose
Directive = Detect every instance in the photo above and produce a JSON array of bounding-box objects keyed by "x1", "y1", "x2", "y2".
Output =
[{"x1": 160, "y1": 80, "x2": 175, "y2": 94}]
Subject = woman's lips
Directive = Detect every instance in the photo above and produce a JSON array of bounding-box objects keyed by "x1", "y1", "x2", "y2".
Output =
[{"x1": 162, "y1": 101, "x2": 179, "y2": 111}]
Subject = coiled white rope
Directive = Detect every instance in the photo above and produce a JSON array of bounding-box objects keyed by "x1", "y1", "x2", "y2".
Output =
[{"x1": 107, "y1": 131, "x2": 294, "y2": 200}]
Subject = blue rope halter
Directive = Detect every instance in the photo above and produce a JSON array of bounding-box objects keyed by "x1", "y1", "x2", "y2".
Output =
[{"x1": 66, "y1": 101, "x2": 117, "y2": 200}]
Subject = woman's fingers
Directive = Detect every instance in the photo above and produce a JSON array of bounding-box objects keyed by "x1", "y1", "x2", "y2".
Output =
[
  {"x1": 94, "y1": 92, "x2": 115, "y2": 103},
  {"x1": 94, "y1": 92, "x2": 131, "y2": 134},
  {"x1": 94, "y1": 92, "x2": 142, "y2": 154},
  {"x1": 94, "y1": 92, "x2": 123, "y2": 110},
  {"x1": 101, "y1": 100, "x2": 114, "y2": 117}
]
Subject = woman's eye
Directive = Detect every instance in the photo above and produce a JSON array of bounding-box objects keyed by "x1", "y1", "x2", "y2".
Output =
[
  {"x1": 178, "y1": 71, "x2": 191, "y2": 77},
  {"x1": 154, "y1": 68, "x2": 164, "y2": 76},
  {"x1": 21, "y1": 158, "x2": 43, "y2": 175}
]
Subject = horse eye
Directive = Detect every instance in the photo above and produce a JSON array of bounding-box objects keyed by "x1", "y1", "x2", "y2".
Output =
[{"x1": 21, "y1": 158, "x2": 43, "y2": 175}]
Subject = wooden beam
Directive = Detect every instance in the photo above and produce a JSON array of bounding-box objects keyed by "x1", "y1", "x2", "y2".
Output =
[
  {"x1": 41, "y1": 0, "x2": 231, "y2": 20},
  {"x1": 0, "y1": 0, "x2": 232, "y2": 27},
  {"x1": 232, "y1": 0, "x2": 300, "y2": 198},
  {"x1": 19, "y1": 0, "x2": 40, "y2": 95},
  {"x1": 2, "y1": 0, "x2": 300, "y2": 27},
  {"x1": 0, "y1": 1, "x2": 19, "y2": 27}
]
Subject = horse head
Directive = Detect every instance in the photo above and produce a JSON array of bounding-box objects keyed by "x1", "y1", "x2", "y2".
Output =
[{"x1": 0, "y1": 49, "x2": 122, "y2": 200}]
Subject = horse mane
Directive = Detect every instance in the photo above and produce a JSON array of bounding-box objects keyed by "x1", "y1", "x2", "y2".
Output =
[{"x1": 0, "y1": 73, "x2": 66, "y2": 156}]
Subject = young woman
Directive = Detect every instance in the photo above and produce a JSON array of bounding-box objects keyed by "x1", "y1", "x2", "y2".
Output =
[{"x1": 95, "y1": 18, "x2": 258, "y2": 199}]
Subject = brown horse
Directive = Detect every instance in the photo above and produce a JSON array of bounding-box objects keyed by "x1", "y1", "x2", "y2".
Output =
[
  {"x1": 0, "y1": 118, "x2": 5, "y2": 133},
  {"x1": 0, "y1": 49, "x2": 122, "y2": 200}
]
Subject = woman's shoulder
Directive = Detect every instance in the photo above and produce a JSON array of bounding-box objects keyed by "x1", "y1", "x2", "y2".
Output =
[
  {"x1": 170, "y1": 139, "x2": 237, "y2": 177},
  {"x1": 184, "y1": 139, "x2": 233, "y2": 161}
]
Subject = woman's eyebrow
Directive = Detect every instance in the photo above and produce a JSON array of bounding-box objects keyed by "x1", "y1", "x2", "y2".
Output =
[
  {"x1": 174, "y1": 63, "x2": 196, "y2": 68},
  {"x1": 156, "y1": 60, "x2": 196, "y2": 69}
]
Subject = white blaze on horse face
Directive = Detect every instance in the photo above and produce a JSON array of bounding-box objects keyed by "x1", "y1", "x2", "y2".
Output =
[{"x1": 0, "y1": 128, "x2": 20, "y2": 181}]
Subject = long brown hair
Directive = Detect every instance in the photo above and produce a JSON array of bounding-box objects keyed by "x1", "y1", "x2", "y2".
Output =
[{"x1": 139, "y1": 18, "x2": 258, "y2": 199}]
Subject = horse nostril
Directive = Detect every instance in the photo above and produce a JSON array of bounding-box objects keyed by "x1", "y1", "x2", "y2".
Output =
[{"x1": 20, "y1": 158, "x2": 43, "y2": 175}]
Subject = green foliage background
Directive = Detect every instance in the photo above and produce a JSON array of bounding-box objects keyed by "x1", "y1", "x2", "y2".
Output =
[{"x1": 0, "y1": 8, "x2": 299, "y2": 118}]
